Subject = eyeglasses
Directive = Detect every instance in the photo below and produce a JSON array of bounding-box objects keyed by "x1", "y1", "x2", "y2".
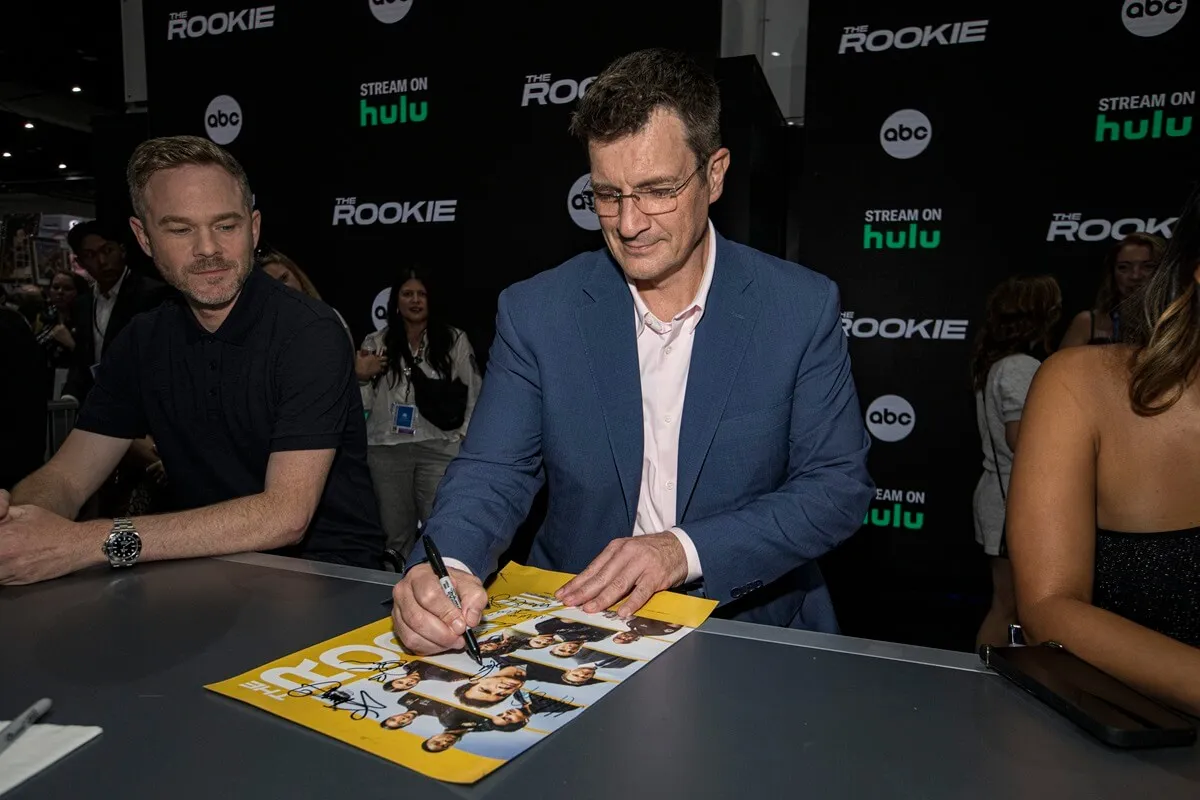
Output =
[{"x1": 589, "y1": 164, "x2": 705, "y2": 217}]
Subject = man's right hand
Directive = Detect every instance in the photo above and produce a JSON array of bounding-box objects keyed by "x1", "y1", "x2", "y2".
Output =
[{"x1": 391, "y1": 563, "x2": 488, "y2": 655}]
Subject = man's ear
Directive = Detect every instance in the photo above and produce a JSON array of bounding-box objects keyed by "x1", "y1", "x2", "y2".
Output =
[
  {"x1": 129, "y1": 216, "x2": 153, "y2": 258},
  {"x1": 706, "y1": 147, "x2": 730, "y2": 205},
  {"x1": 251, "y1": 209, "x2": 262, "y2": 249}
]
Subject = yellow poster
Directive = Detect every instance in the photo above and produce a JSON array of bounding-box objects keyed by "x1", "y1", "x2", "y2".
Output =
[{"x1": 206, "y1": 563, "x2": 717, "y2": 784}]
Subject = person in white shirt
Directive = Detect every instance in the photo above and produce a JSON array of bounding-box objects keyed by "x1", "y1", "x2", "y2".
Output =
[
  {"x1": 62, "y1": 221, "x2": 169, "y2": 403},
  {"x1": 357, "y1": 268, "x2": 481, "y2": 561}
]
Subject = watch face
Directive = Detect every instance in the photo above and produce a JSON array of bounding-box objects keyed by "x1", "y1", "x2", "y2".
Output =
[{"x1": 106, "y1": 530, "x2": 142, "y2": 565}]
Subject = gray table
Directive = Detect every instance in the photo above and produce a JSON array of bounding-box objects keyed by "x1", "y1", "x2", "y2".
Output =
[{"x1": 2, "y1": 554, "x2": 1197, "y2": 799}]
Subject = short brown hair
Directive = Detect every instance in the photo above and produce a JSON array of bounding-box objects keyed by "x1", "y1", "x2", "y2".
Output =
[
  {"x1": 127, "y1": 135, "x2": 252, "y2": 221},
  {"x1": 568, "y1": 48, "x2": 720, "y2": 167}
]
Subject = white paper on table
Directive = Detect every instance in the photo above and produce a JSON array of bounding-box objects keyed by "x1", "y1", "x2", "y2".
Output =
[{"x1": 0, "y1": 721, "x2": 102, "y2": 796}]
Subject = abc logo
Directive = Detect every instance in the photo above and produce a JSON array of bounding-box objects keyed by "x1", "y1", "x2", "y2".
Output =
[
  {"x1": 1123, "y1": 0, "x2": 1187, "y2": 36},
  {"x1": 371, "y1": 287, "x2": 390, "y2": 331},
  {"x1": 370, "y1": 0, "x2": 413, "y2": 24},
  {"x1": 879, "y1": 109, "x2": 932, "y2": 159},
  {"x1": 204, "y1": 95, "x2": 242, "y2": 145},
  {"x1": 865, "y1": 395, "x2": 915, "y2": 442},
  {"x1": 567, "y1": 173, "x2": 600, "y2": 231}
]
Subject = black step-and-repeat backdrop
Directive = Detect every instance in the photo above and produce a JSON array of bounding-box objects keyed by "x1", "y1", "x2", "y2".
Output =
[
  {"x1": 142, "y1": 0, "x2": 1196, "y2": 647},
  {"x1": 142, "y1": 1, "x2": 719, "y2": 354},
  {"x1": 800, "y1": 0, "x2": 1198, "y2": 647}
]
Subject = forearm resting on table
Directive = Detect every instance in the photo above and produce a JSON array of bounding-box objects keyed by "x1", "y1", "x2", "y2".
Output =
[
  {"x1": 83, "y1": 489, "x2": 313, "y2": 564},
  {"x1": 12, "y1": 466, "x2": 87, "y2": 519},
  {"x1": 1023, "y1": 595, "x2": 1200, "y2": 716},
  {"x1": 11, "y1": 429, "x2": 134, "y2": 519}
]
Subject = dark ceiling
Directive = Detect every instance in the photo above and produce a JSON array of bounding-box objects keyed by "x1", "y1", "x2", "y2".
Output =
[{"x1": 0, "y1": 1, "x2": 127, "y2": 203}]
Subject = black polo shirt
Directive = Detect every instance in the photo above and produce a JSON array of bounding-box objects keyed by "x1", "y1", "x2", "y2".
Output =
[{"x1": 76, "y1": 268, "x2": 384, "y2": 567}]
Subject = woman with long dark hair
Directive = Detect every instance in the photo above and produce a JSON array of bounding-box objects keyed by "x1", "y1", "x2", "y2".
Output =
[
  {"x1": 1059, "y1": 232, "x2": 1165, "y2": 347},
  {"x1": 1008, "y1": 187, "x2": 1200, "y2": 715},
  {"x1": 969, "y1": 275, "x2": 1062, "y2": 649},
  {"x1": 357, "y1": 268, "x2": 481, "y2": 560}
]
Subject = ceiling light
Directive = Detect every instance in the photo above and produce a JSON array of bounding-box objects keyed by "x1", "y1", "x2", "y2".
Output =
[
  {"x1": 2, "y1": 152, "x2": 10, "y2": 158},
  {"x1": 770, "y1": 51, "x2": 781, "y2": 57},
  {"x1": 71, "y1": 86, "x2": 82, "y2": 93},
  {"x1": 23, "y1": 122, "x2": 34, "y2": 129},
  {"x1": 58, "y1": 163, "x2": 67, "y2": 169}
]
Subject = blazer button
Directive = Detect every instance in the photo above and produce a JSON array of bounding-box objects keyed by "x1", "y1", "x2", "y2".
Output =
[
  {"x1": 731, "y1": 586, "x2": 744, "y2": 600},
  {"x1": 751, "y1": 580, "x2": 763, "y2": 590}
]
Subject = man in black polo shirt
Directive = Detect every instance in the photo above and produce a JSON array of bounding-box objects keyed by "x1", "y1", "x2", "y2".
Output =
[{"x1": 0, "y1": 135, "x2": 383, "y2": 583}]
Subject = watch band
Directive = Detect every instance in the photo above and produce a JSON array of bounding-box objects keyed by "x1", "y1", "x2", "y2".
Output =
[{"x1": 103, "y1": 517, "x2": 142, "y2": 568}]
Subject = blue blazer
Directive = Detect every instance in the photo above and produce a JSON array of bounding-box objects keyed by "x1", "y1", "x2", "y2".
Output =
[{"x1": 423, "y1": 232, "x2": 874, "y2": 632}]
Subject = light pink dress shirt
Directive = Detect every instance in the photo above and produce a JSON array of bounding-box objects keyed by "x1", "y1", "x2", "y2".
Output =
[
  {"x1": 625, "y1": 220, "x2": 715, "y2": 584},
  {"x1": 442, "y1": 222, "x2": 715, "y2": 584}
]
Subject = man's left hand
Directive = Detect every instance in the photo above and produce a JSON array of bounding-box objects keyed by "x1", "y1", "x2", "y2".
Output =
[
  {"x1": 0, "y1": 505, "x2": 96, "y2": 585},
  {"x1": 555, "y1": 532, "x2": 687, "y2": 618}
]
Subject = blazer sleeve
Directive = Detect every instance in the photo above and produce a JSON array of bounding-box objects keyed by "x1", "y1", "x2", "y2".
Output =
[
  {"x1": 450, "y1": 328, "x2": 482, "y2": 437},
  {"x1": 414, "y1": 289, "x2": 546, "y2": 578},
  {"x1": 680, "y1": 279, "x2": 874, "y2": 606}
]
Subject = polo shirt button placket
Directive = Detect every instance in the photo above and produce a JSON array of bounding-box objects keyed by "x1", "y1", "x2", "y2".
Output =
[{"x1": 205, "y1": 341, "x2": 221, "y2": 418}]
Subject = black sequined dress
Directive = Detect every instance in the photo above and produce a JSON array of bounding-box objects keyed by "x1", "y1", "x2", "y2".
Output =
[{"x1": 1093, "y1": 528, "x2": 1200, "y2": 647}]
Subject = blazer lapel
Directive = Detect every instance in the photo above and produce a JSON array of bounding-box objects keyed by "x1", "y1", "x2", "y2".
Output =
[
  {"x1": 575, "y1": 255, "x2": 643, "y2": 527},
  {"x1": 677, "y1": 236, "x2": 759, "y2": 520}
]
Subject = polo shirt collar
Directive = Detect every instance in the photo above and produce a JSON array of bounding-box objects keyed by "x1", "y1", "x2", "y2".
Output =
[{"x1": 183, "y1": 266, "x2": 269, "y2": 344}]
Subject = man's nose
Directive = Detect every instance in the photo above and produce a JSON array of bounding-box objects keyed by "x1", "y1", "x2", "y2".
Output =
[{"x1": 617, "y1": 197, "x2": 651, "y2": 239}]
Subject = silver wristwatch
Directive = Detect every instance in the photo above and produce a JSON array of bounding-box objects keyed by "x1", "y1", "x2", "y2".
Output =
[{"x1": 102, "y1": 518, "x2": 142, "y2": 568}]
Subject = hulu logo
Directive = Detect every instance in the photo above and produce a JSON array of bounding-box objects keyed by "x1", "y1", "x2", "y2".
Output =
[
  {"x1": 863, "y1": 223, "x2": 940, "y2": 250},
  {"x1": 863, "y1": 502, "x2": 925, "y2": 530},
  {"x1": 360, "y1": 96, "x2": 428, "y2": 127},
  {"x1": 1095, "y1": 110, "x2": 1192, "y2": 142}
]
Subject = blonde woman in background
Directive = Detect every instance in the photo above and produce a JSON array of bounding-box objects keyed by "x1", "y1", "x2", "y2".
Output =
[
  {"x1": 259, "y1": 247, "x2": 355, "y2": 348},
  {"x1": 1059, "y1": 232, "x2": 1165, "y2": 347}
]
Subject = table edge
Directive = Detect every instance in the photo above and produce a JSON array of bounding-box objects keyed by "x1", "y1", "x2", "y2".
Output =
[
  {"x1": 217, "y1": 552, "x2": 400, "y2": 585},
  {"x1": 217, "y1": 553, "x2": 988, "y2": 674},
  {"x1": 697, "y1": 617, "x2": 989, "y2": 673}
]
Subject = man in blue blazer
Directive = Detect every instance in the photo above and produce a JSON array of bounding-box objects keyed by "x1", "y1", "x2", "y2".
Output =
[{"x1": 391, "y1": 49, "x2": 873, "y2": 654}]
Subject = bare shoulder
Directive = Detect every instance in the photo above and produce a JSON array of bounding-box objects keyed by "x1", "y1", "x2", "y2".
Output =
[
  {"x1": 1068, "y1": 309, "x2": 1093, "y2": 328},
  {"x1": 1032, "y1": 345, "x2": 1133, "y2": 410}
]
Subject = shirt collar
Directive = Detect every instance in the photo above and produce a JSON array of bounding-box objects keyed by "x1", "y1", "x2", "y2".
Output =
[
  {"x1": 629, "y1": 219, "x2": 717, "y2": 337},
  {"x1": 99, "y1": 267, "x2": 129, "y2": 300},
  {"x1": 183, "y1": 266, "x2": 269, "y2": 344}
]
